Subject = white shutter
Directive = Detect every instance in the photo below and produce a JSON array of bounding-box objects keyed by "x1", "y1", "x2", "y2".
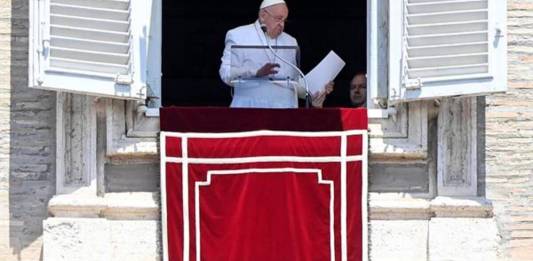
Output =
[
  {"x1": 29, "y1": 0, "x2": 151, "y2": 100},
  {"x1": 388, "y1": 0, "x2": 507, "y2": 104}
]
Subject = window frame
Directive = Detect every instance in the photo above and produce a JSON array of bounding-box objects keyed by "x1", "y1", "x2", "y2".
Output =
[
  {"x1": 367, "y1": 0, "x2": 391, "y2": 119},
  {"x1": 31, "y1": 0, "x2": 506, "y2": 116},
  {"x1": 144, "y1": 0, "x2": 390, "y2": 118}
]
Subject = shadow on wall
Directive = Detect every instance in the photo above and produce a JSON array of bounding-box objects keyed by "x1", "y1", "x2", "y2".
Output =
[
  {"x1": 477, "y1": 96, "x2": 486, "y2": 197},
  {"x1": 8, "y1": 0, "x2": 56, "y2": 259}
]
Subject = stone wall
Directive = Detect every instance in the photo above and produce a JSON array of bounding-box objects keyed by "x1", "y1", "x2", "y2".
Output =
[
  {"x1": 1, "y1": 0, "x2": 532, "y2": 260},
  {"x1": 0, "y1": 0, "x2": 56, "y2": 260},
  {"x1": 485, "y1": 1, "x2": 533, "y2": 260}
]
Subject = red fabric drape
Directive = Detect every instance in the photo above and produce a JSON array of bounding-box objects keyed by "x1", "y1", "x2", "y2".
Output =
[
  {"x1": 160, "y1": 107, "x2": 367, "y2": 132},
  {"x1": 161, "y1": 108, "x2": 367, "y2": 261}
]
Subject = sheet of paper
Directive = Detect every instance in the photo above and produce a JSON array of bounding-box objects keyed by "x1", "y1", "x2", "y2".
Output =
[{"x1": 305, "y1": 51, "x2": 346, "y2": 94}]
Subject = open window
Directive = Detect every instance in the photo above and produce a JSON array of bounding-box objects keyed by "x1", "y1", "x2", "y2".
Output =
[
  {"x1": 29, "y1": 0, "x2": 161, "y2": 101},
  {"x1": 161, "y1": 0, "x2": 367, "y2": 107},
  {"x1": 386, "y1": 0, "x2": 507, "y2": 104},
  {"x1": 30, "y1": 0, "x2": 506, "y2": 109}
]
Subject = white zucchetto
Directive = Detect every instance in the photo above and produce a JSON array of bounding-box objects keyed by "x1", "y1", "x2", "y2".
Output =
[{"x1": 260, "y1": 0, "x2": 286, "y2": 9}]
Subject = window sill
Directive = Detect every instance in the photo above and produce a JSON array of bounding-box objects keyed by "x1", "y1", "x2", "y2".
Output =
[
  {"x1": 146, "y1": 108, "x2": 395, "y2": 119},
  {"x1": 369, "y1": 194, "x2": 493, "y2": 220},
  {"x1": 367, "y1": 108, "x2": 396, "y2": 119},
  {"x1": 48, "y1": 192, "x2": 492, "y2": 221},
  {"x1": 48, "y1": 192, "x2": 160, "y2": 220},
  {"x1": 145, "y1": 107, "x2": 160, "y2": 117}
]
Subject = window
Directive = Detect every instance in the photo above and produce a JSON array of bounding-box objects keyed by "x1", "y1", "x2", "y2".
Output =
[
  {"x1": 30, "y1": 0, "x2": 506, "y2": 109},
  {"x1": 161, "y1": 0, "x2": 366, "y2": 107}
]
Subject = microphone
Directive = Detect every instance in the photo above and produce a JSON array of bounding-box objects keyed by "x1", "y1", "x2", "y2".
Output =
[{"x1": 260, "y1": 24, "x2": 311, "y2": 108}]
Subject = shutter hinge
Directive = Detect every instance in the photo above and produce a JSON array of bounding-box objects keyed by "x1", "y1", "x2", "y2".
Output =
[
  {"x1": 40, "y1": 39, "x2": 50, "y2": 57},
  {"x1": 114, "y1": 74, "x2": 133, "y2": 85},
  {"x1": 404, "y1": 78, "x2": 423, "y2": 90},
  {"x1": 495, "y1": 27, "x2": 504, "y2": 40}
]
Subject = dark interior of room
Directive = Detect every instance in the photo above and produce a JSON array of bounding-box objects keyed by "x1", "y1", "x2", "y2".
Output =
[{"x1": 162, "y1": 0, "x2": 366, "y2": 107}]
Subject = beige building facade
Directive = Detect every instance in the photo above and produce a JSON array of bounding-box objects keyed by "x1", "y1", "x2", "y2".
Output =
[{"x1": 0, "y1": 0, "x2": 532, "y2": 260}]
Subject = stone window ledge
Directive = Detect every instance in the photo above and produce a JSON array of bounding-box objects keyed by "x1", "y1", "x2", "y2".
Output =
[
  {"x1": 49, "y1": 193, "x2": 493, "y2": 221},
  {"x1": 370, "y1": 195, "x2": 493, "y2": 220},
  {"x1": 48, "y1": 192, "x2": 160, "y2": 220}
]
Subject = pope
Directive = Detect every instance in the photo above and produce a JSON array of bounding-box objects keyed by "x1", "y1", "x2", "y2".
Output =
[{"x1": 219, "y1": 0, "x2": 334, "y2": 108}]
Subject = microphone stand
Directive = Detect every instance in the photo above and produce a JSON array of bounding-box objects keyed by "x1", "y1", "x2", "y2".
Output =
[{"x1": 261, "y1": 26, "x2": 311, "y2": 108}]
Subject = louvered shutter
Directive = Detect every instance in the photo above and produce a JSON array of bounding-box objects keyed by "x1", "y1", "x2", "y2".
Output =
[
  {"x1": 29, "y1": 0, "x2": 151, "y2": 100},
  {"x1": 388, "y1": 0, "x2": 507, "y2": 103}
]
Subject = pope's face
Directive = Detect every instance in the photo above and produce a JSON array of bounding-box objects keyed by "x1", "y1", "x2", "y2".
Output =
[
  {"x1": 260, "y1": 4, "x2": 288, "y2": 38},
  {"x1": 350, "y1": 74, "x2": 367, "y2": 107}
]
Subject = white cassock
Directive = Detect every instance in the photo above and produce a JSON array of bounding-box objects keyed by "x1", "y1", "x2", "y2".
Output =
[{"x1": 219, "y1": 20, "x2": 306, "y2": 108}]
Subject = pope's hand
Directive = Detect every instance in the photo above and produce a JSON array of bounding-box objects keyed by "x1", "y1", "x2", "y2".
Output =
[
  {"x1": 324, "y1": 81, "x2": 334, "y2": 94},
  {"x1": 311, "y1": 81, "x2": 335, "y2": 108},
  {"x1": 256, "y1": 63, "x2": 280, "y2": 77}
]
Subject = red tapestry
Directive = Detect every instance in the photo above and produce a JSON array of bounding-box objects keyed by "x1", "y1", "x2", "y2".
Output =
[{"x1": 161, "y1": 108, "x2": 368, "y2": 261}]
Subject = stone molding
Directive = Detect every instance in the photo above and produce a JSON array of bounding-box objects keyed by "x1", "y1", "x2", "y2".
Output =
[
  {"x1": 437, "y1": 97, "x2": 478, "y2": 196},
  {"x1": 48, "y1": 192, "x2": 159, "y2": 220},
  {"x1": 49, "y1": 192, "x2": 492, "y2": 221},
  {"x1": 370, "y1": 195, "x2": 493, "y2": 220}
]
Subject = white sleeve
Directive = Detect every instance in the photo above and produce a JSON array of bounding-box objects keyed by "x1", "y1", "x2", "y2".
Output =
[{"x1": 219, "y1": 31, "x2": 255, "y2": 86}]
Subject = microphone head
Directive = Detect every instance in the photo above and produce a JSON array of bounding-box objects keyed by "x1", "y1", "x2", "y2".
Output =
[{"x1": 260, "y1": 24, "x2": 267, "y2": 33}]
